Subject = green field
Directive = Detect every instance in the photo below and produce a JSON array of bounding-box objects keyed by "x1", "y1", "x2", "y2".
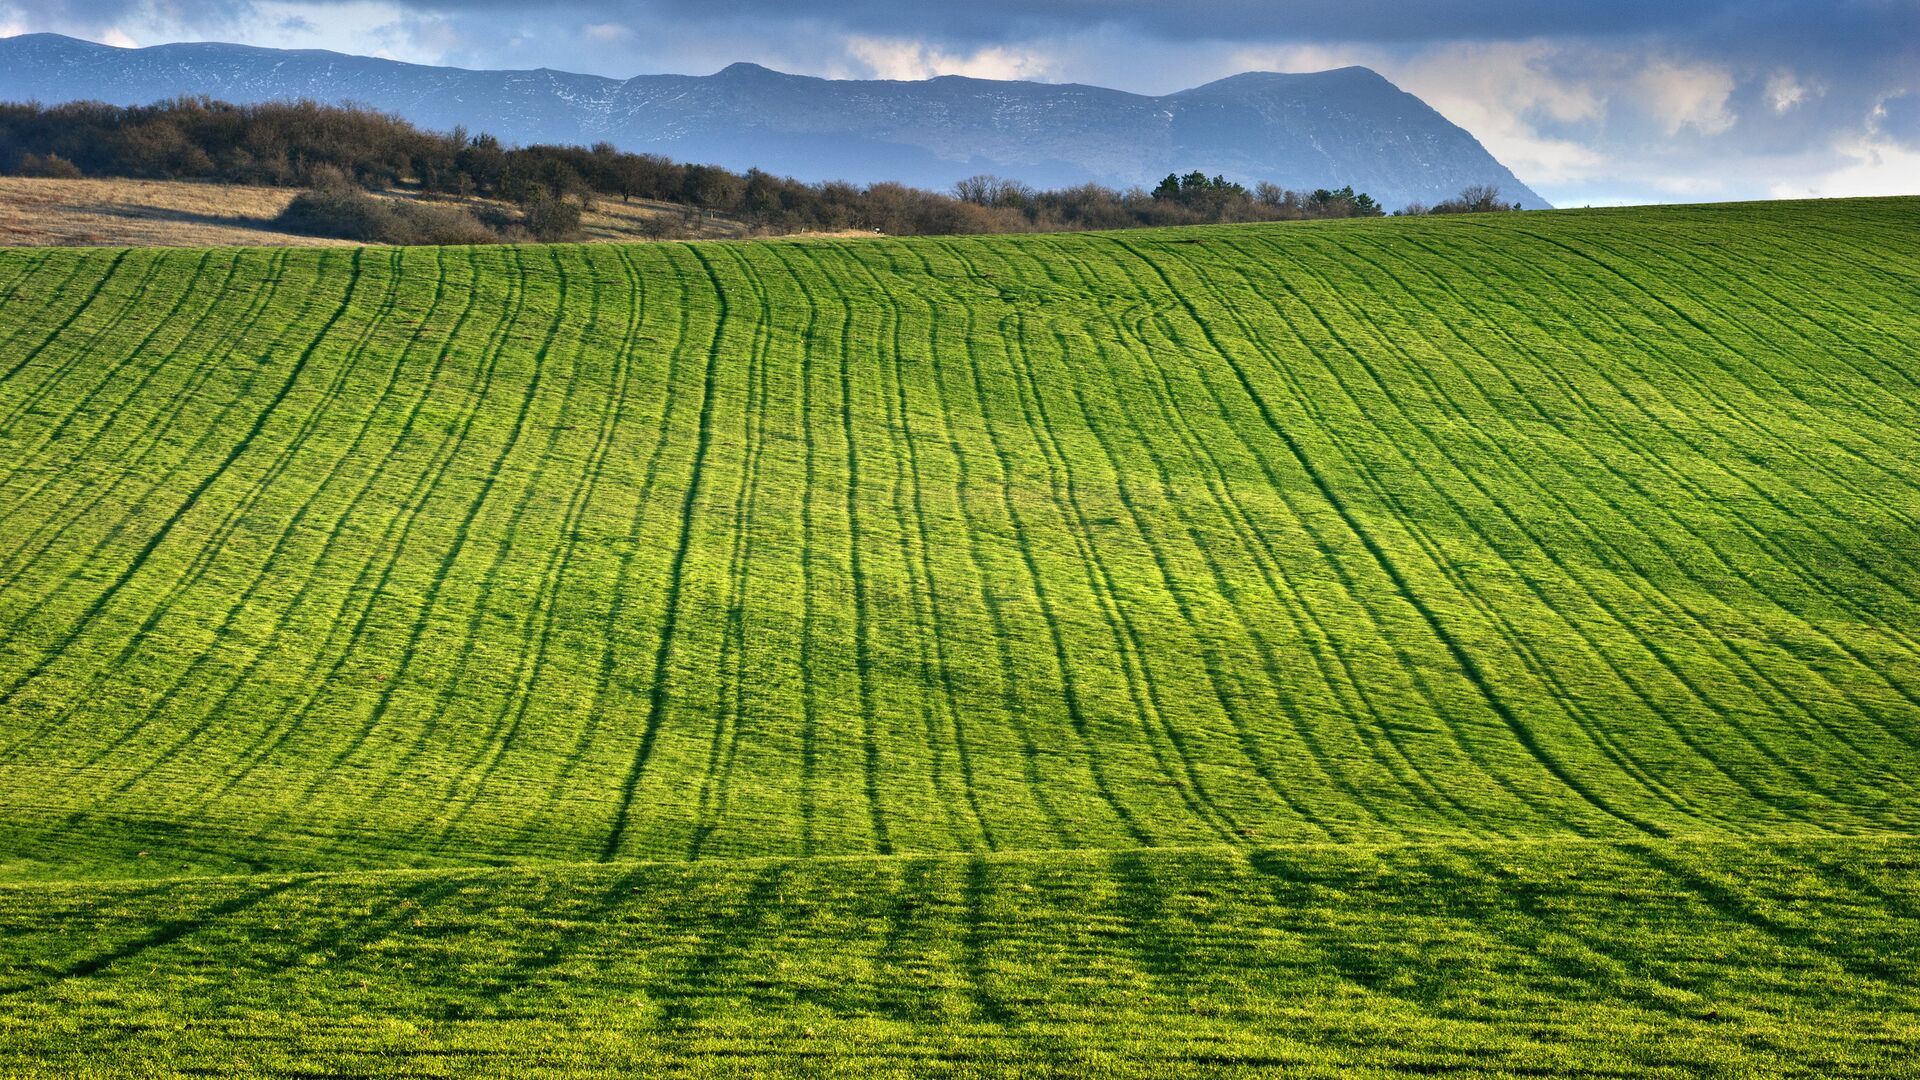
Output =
[{"x1": 1, "y1": 198, "x2": 1917, "y2": 1075}]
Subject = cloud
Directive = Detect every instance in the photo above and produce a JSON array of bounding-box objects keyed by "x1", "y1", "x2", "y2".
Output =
[
  {"x1": 582, "y1": 21, "x2": 627, "y2": 44},
  {"x1": 1226, "y1": 43, "x2": 1376, "y2": 82},
  {"x1": 1770, "y1": 134, "x2": 1920, "y2": 198},
  {"x1": 384, "y1": 0, "x2": 1759, "y2": 47},
  {"x1": 11, "y1": 0, "x2": 1889, "y2": 55},
  {"x1": 839, "y1": 35, "x2": 1050, "y2": 81},
  {"x1": 1875, "y1": 92, "x2": 1920, "y2": 150},
  {"x1": 1766, "y1": 71, "x2": 1811, "y2": 113},
  {"x1": 0, "y1": 0, "x2": 251, "y2": 35},
  {"x1": 1384, "y1": 42, "x2": 1607, "y2": 184},
  {"x1": 2, "y1": 0, "x2": 1916, "y2": 206},
  {"x1": 1632, "y1": 58, "x2": 1736, "y2": 135}
]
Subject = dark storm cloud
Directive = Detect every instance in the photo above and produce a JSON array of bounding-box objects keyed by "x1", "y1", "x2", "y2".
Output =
[
  {"x1": 347, "y1": 0, "x2": 1746, "y2": 43},
  {"x1": 12, "y1": 1, "x2": 1915, "y2": 91},
  {"x1": 618, "y1": 0, "x2": 1914, "y2": 48},
  {"x1": 23, "y1": 0, "x2": 1911, "y2": 49},
  {"x1": 152, "y1": 0, "x2": 1920, "y2": 48}
]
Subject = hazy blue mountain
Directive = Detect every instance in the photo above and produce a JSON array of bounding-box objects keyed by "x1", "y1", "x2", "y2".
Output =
[{"x1": 0, "y1": 33, "x2": 1550, "y2": 209}]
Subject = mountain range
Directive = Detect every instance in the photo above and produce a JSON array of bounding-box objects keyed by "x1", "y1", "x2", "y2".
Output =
[{"x1": 0, "y1": 32, "x2": 1549, "y2": 210}]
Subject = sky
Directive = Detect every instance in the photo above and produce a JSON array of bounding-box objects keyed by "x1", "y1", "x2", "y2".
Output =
[{"x1": 2, "y1": 0, "x2": 1917, "y2": 206}]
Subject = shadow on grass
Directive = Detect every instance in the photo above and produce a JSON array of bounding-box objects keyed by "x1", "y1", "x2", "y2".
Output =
[
  {"x1": 0, "y1": 876, "x2": 304, "y2": 997},
  {"x1": 91, "y1": 201, "x2": 291, "y2": 234}
]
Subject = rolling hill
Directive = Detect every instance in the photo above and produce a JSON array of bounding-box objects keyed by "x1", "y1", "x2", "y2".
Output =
[
  {"x1": 0, "y1": 32, "x2": 1550, "y2": 210},
  {"x1": 0, "y1": 199, "x2": 1916, "y2": 1074}
]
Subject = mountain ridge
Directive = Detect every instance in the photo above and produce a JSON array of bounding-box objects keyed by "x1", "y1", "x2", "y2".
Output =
[{"x1": 0, "y1": 32, "x2": 1549, "y2": 209}]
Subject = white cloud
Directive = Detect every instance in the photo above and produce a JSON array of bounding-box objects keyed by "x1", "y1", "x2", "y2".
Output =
[
  {"x1": 839, "y1": 35, "x2": 1051, "y2": 82},
  {"x1": 1770, "y1": 136, "x2": 1920, "y2": 198},
  {"x1": 583, "y1": 22, "x2": 630, "y2": 44},
  {"x1": 1227, "y1": 43, "x2": 1375, "y2": 78},
  {"x1": 111, "y1": 2, "x2": 446, "y2": 63},
  {"x1": 1765, "y1": 70, "x2": 1811, "y2": 113},
  {"x1": 1649, "y1": 173, "x2": 1728, "y2": 196},
  {"x1": 1387, "y1": 42, "x2": 1606, "y2": 184},
  {"x1": 1632, "y1": 58, "x2": 1736, "y2": 135}
]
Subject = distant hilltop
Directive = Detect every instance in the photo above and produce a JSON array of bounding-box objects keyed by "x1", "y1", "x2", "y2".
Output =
[{"x1": 0, "y1": 32, "x2": 1549, "y2": 210}]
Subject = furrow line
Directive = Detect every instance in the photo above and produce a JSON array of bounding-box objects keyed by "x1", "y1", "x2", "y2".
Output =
[
  {"x1": 306, "y1": 244, "x2": 565, "y2": 796},
  {"x1": 979, "y1": 280, "x2": 1240, "y2": 841},
  {"x1": 1074, "y1": 242, "x2": 1456, "y2": 833},
  {"x1": 1045, "y1": 237, "x2": 1424, "y2": 835},
  {"x1": 1498, "y1": 223, "x2": 1920, "y2": 593},
  {"x1": 1346, "y1": 230, "x2": 1912, "y2": 786},
  {"x1": 1095, "y1": 237, "x2": 1527, "y2": 832},
  {"x1": 598, "y1": 242, "x2": 733, "y2": 863},
  {"x1": 1263, "y1": 231, "x2": 1820, "y2": 819},
  {"x1": 380, "y1": 245, "x2": 584, "y2": 793},
  {"x1": 857, "y1": 241, "x2": 1074, "y2": 848},
  {"x1": 687, "y1": 242, "x2": 775, "y2": 859},
  {"x1": 0, "y1": 249, "x2": 324, "y2": 643},
  {"x1": 1438, "y1": 229, "x2": 1920, "y2": 725},
  {"x1": 815, "y1": 241, "x2": 1017, "y2": 848},
  {"x1": 1203, "y1": 236, "x2": 1703, "y2": 828},
  {"x1": 794, "y1": 245, "x2": 825, "y2": 856},
  {"x1": 0, "y1": 247, "x2": 368, "y2": 714},
  {"x1": 824, "y1": 246, "x2": 895, "y2": 855},
  {"x1": 0, "y1": 249, "x2": 128, "y2": 387},
  {"x1": 1634, "y1": 223, "x2": 1920, "y2": 404},
  {"x1": 559, "y1": 243, "x2": 693, "y2": 802},
  {"x1": 432, "y1": 246, "x2": 628, "y2": 849},
  {"x1": 1558, "y1": 226, "x2": 1920, "y2": 511},
  {"x1": 24, "y1": 245, "x2": 410, "y2": 773},
  {"x1": 1621, "y1": 840, "x2": 1916, "y2": 991},
  {"x1": 978, "y1": 241, "x2": 1248, "y2": 842},
  {"x1": 841, "y1": 243, "x2": 973, "y2": 849},
  {"x1": 0, "y1": 253, "x2": 102, "y2": 364},
  {"x1": 957, "y1": 298, "x2": 1155, "y2": 847},
  {"x1": 72, "y1": 246, "x2": 466, "y2": 810},
  {"x1": 0, "y1": 249, "x2": 165, "y2": 437},
  {"x1": 191, "y1": 245, "x2": 526, "y2": 810},
  {"x1": 0, "y1": 249, "x2": 48, "y2": 313},
  {"x1": 0, "y1": 248, "x2": 227, "y2": 501},
  {"x1": 0, "y1": 250, "x2": 264, "y2": 579},
  {"x1": 858, "y1": 244, "x2": 993, "y2": 849},
  {"x1": 1110, "y1": 235, "x2": 1665, "y2": 838}
]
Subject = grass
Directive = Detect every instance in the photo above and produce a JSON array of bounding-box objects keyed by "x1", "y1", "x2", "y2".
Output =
[
  {"x1": 0, "y1": 197, "x2": 1917, "y2": 1074},
  {"x1": 0, "y1": 176, "x2": 348, "y2": 248},
  {"x1": 0, "y1": 176, "x2": 774, "y2": 248},
  {"x1": 1, "y1": 836, "x2": 1915, "y2": 1077}
]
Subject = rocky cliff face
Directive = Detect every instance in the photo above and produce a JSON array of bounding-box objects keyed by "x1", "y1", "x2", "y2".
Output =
[{"x1": 0, "y1": 33, "x2": 1549, "y2": 209}]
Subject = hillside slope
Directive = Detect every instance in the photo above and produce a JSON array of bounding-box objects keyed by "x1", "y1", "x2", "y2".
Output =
[
  {"x1": 4, "y1": 199, "x2": 1919, "y2": 879},
  {"x1": 0, "y1": 32, "x2": 1549, "y2": 209},
  {"x1": 0, "y1": 199, "x2": 1917, "y2": 1073},
  {"x1": 0, "y1": 176, "x2": 765, "y2": 248}
]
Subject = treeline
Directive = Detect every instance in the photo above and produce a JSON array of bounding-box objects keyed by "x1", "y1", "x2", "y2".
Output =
[
  {"x1": 1394, "y1": 184, "x2": 1526, "y2": 216},
  {"x1": 0, "y1": 97, "x2": 1511, "y2": 242}
]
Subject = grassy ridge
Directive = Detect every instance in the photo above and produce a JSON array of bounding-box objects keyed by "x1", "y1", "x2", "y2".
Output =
[
  {"x1": 1, "y1": 836, "x2": 1915, "y2": 1077},
  {"x1": 1, "y1": 198, "x2": 1919, "y2": 1073}
]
